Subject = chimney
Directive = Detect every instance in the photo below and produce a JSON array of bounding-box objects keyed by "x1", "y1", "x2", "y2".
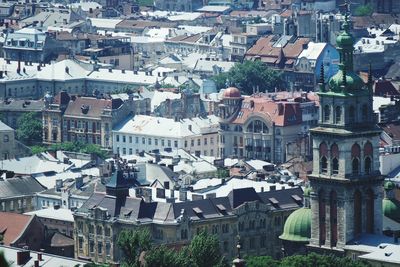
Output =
[
  {"x1": 17, "y1": 250, "x2": 30, "y2": 265},
  {"x1": 108, "y1": 68, "x2": 112, "y2": 73},
  {"x1": 55, "y1": 179, "x2": 63, "y2": 192},
  {"x1": 65, "y1": 66, "x2": 69, "y2": 74},
  {"x1": 75, "y1": 176, "x2": 83, "y2": 189}
]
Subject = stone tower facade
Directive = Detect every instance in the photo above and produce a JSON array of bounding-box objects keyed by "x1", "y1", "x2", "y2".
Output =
[{"x1": 308, "y1": 12, "x2": 383, "y2": 251}]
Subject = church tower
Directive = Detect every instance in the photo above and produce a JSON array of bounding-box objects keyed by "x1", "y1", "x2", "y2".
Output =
[{"x1": 308, "y1": 11, "x2": 383, "y2": 250}]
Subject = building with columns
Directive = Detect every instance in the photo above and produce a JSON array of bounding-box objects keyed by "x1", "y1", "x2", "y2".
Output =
[{"x1": 308, "y1": 14, "x2": 383, "y2": 250}]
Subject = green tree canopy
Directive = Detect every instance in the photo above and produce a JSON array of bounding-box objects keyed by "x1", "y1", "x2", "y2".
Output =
[
  {"x1": 117, "y1": 229, "x2": 152, "y2": 267},
  {"x1": 354, "y1": 4, "x2": 373, "y2": 16},
  {"x1": 16, "y1": 112, "x2": 42, "y2": 145},
  {"x1": 0, "y1": 251, "x2": 9, "y2": 267},
  {"x1": 245, "y1": 255, "x2": 279, "y2": 267},
  {"x1": 189, "y1": 232, "x2": 227, "y2": 267},
  {"x1": 31, "y1": 142, "x2": 108, "y2": 159},
  {"x1": 212, "y1": 60, "x2": 283, "y2": 95},
  {"x1": 279, "y1": 253, "x2": 370, "y2": 267}
]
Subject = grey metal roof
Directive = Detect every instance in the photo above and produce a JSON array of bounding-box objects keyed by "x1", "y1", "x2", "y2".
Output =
[
  {"x1": 0, "y1": 176, "x2": 45, "y2": 199},
  {"x1": 77, "y1": 186, "x2": 304, "y2": 223},
  {"x1": 0, "y1": 99, "x2": 44, "y2": 112},
  {"x1": 0, "y1": 120, "x2": 13, "y2": 131}
]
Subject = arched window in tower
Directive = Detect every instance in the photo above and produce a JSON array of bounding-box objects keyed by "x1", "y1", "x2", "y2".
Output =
[
  {"x1": 366, "y1": 188, "x2": 374, "y2": 234},
  {"x1": 330, "y1": 190, "x2": 338, "y2": 247},
  {"x1": 319, "y1": 142, "x2": 328, "y2": 174},
  {"x1": 354, "y1": 190, "x2": 362, "y2": 236},
  {"x1": 318, "y1": 189, "x2": 326, "y2": 245},
  {"x1": 349, "y1": 106, "x2": 355, "y2": 123},
  {"x1": 351, "y1": 144, "x2": 361, "y2": 175},
  {"x1": 361, "y1": 104, "x2": 368, "y2": 121},
  {"x1": 364, "y1": 142, "x2": 373, "y2": 175},
  {"x1": 335, "y1": 106, "x2": 342, "y2": 124},
  {"x1": 331, "y1": 144, "x2": 339, "y2": 175},
  {"x1": 324, "y1": 105, "x2": 330, "y2": 122}
]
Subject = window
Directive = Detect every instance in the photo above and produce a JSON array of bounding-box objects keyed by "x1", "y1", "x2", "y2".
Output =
[
  {"x1": 222, "y1": 224, "x2": 229, "y2": 233},
  {"x1": 122, "y1": 148, "x2": 126, "y2": 155},
  {"x1": 332, "y1": 158, "x2": 339, "y2": 175},
  {"x1": 324, "y1": 105, "x2": 330, "y2": 122},
  {"x1": 167, "y1": 140, "x2": 171, "y2": 147},
  {"x1": 105, "y1": 227, "x2": 111, "y2": 237},
  {"x1": 3, "y1": 135, "x2": 9, "y2": 142},
  {"x1": 79, "y1": 237, "x2": 83, "y2": 250},
  {"x1": 98, "y1": 242, "x2": 103, "y2": 254},
  {"x1": 89, "y1": 224, "x2": 94, "y2": 234},
  {"x1": 181, "y1": 229, "x2": 188, "y2": 239},
  {"x1": 335, "y1": 106, "x2": 342, "y2": 124},
  {"x1": 116, "y1": 135, "x2": 120, "y2": 142},
  {"x1": 122, "y1": 136, "x2": 126, "y2": 143},
  {"x1": 260, "y1": 237, "x2": 266, "y2": 248},
  {"x1": 129, "y1": 148, "x2": 133, "y2": 155},
  {"x1": 135, "y1": 137, "x2": 139, "y2": 143},
  {"x1": 174, "y1": 140, "x2": 178, "y2": 148},
  {"x1": 161, "y1": 139, "x2": 165, "y2": 146},
  {"x1": 96, "y1": 226, "x2": 102, "y2": 235},
  {"x1": 90, "y1": 241, "x2": 94, "y2": 253},
  {"x1": 155, "y1": 139, "x2": 158, "y2": 146},
  {"x1": 106, "y1": 243, "x2": 111, "y2": 256},
  {"x1": 148, "y1": 138, "x2": 152, "y2": 145},
  {"x1": 142, "y1": 138, "x2": 145, "y2": 144},
  {"x1": 321, "y1": 156, "x2": 328, "y2": 173},
  {"x1": 349, "y1": 106, "x2": 355, "y2": 123},
  {"x1": 184, "y1": 140, "x2": 188, "y2": 147},
  {"x1": 197, "y1": 139, "x2": 201, "y2": 146},
  {"x1": 365, "y1": 157, "x2": 372, "y2": 174},
  {"x1": 210, "y1": 137, "x2": 214, "y2": 144},
  {"x1": 204, "y1": 138, "x2": 207, "y2": 145},
  {"x1": 129, "y1": 136, "x2": 132, "y2": 143},
  {"x1": 238, "y1": 222, "x2": 244, "y2": 231}
]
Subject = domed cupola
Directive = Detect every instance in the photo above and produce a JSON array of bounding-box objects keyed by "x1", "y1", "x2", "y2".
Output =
[
  {"x1": 383, "y1": 181, "x2": 400, "y2": 223},
  {"x1": 322, "y1": 11, "x2": 369, "y2": 95},
  {"x1": 279, "y1": 188, "x2": 312, "y2": 243}
]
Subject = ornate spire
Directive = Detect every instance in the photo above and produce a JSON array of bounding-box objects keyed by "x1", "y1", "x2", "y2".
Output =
[{"x1": 318, "y1": 64, "x2": 325, "y2": 92}]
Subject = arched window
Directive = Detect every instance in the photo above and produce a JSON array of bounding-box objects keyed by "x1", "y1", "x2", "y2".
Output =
[
  {"x1": 349, "y1": 106, "x2": 355, "y2": 123},
  {"x1": 354, "y1": 190, "x2": 362, "y2": 236},
  {"x1": 365, "y1": 157, "x2": 372, "y2": 175},
  {"x1": 335, "y1": 106, "x2": 342, "y2": 124},
  {"x1": 362, "y1": 104, "x2": 368, "y2": 121},
  {"x1": 331, "y1": 144, "x2": 339, "y2": 175},
  {"x1": 351, "y1": 144, "x2": 361, "y2": 175},
  {"x1": 320, "y1": 142, "x2": 328, "y2": 174},
  {"x1": 352, "y1": 158, "x2": 360, "y2": 175},
  {"x1": 324, "y1": 105, "x2": 330, "y2": 122},
  {"x1": 332, "y1": 158, "x2": 339, "y2": 175}
]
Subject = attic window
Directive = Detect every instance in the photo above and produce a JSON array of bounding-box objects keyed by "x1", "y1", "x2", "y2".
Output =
[
  {"x1": 81, "y1": 105, "x2": 90, "y2": 114},
  {"x1": 193, "y1": 207, "x2": 203, "y2": 215},
  {"x1": 216, "y1": 204, "x2": 226, "y2": 212},
  {"x1": 269, "y1": 197, "x2": 279, "y2": 205},
  {"x1": 291, "y1": 194, "x2": 302, "y2": 203}
]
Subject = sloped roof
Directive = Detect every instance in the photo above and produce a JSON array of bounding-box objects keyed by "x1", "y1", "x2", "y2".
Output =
[
  {"x1": 0, "y1": 212, "x2": 32, "y2": 245},
  {"x1": 63, "y1": 97, "x2": 112, "y2": 118},
  {"x1": 0, "y1": 176, "x2": 45, "y2": 199}
]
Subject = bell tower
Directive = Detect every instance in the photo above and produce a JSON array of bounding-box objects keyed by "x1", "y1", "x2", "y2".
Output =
[{"x1": 308, "y1": 6, "x2": 383, "y2": 251}]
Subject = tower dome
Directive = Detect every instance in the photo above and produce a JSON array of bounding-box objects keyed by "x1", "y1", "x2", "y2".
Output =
[
  {"x1": 223, "y1": 87, "x2": 241, "y2": 98},
  {"x1": 383, "y1": 198, "x2": 400, "y2": 223},
  {"x1": 279, "y1": 207, "x2": 311, "y2": 242}
]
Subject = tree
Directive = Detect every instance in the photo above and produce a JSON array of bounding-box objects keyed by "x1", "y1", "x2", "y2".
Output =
[
  {"x1": 245, "y1": 255, "x2": 279, "y2": 267},
  {"x1": 16, "y1": 112, "x2": 42, "y2": 145},
  {"x1": 0, "y1": 251, "x2": 9, "y2": 267},
  {"x1": 279, "y1": 253, "x2": 371, "y2": 267},
  {"x1": 354, "y1": 4, "x2": 373, "y2": 16},
  {"x1": 189, "y1": 232, "x2": 227, "y2": 267},
  {"x1": 212, "y1": 60, "x2": 282, "y2": 95},
  {"x1": 117, "y1": 229, "x2": 152, "y2": 267}
]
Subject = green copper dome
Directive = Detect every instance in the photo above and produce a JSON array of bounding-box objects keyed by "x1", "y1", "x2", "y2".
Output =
[
  {"x1": 328, "y1": 70, "x2": 366, "y2": 93},
  {"x1": 336, "y1": 30, "x2": 354, "y2": 47},
  {"x1": 384, "y1": 181, "x2": 396, "y2": 191},
  {"x1": 383, "y1": 198, "x2": 400, "y2": 223},
  {"x1": 279, "y1": 208, "x2": 311, "y2": 242}
]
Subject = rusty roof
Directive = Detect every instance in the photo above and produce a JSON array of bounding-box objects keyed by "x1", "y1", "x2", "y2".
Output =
[{"x1": 0, "y1": 212, "x2": 33, "y2": 246}]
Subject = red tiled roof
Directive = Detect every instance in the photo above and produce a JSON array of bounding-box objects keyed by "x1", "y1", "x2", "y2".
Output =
[
  {"x1": 245, "y1": 36, "x2": 310, "y2": 69},
  {"x1": 0, "y1": 212, "x2": 32, "y2": 246},
  {"x1": 232, "y1": 96, "x2": 302, "y2": 126},
  {"x1": 380, "y1": 122, "x2": 400, "y2": 141}
]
